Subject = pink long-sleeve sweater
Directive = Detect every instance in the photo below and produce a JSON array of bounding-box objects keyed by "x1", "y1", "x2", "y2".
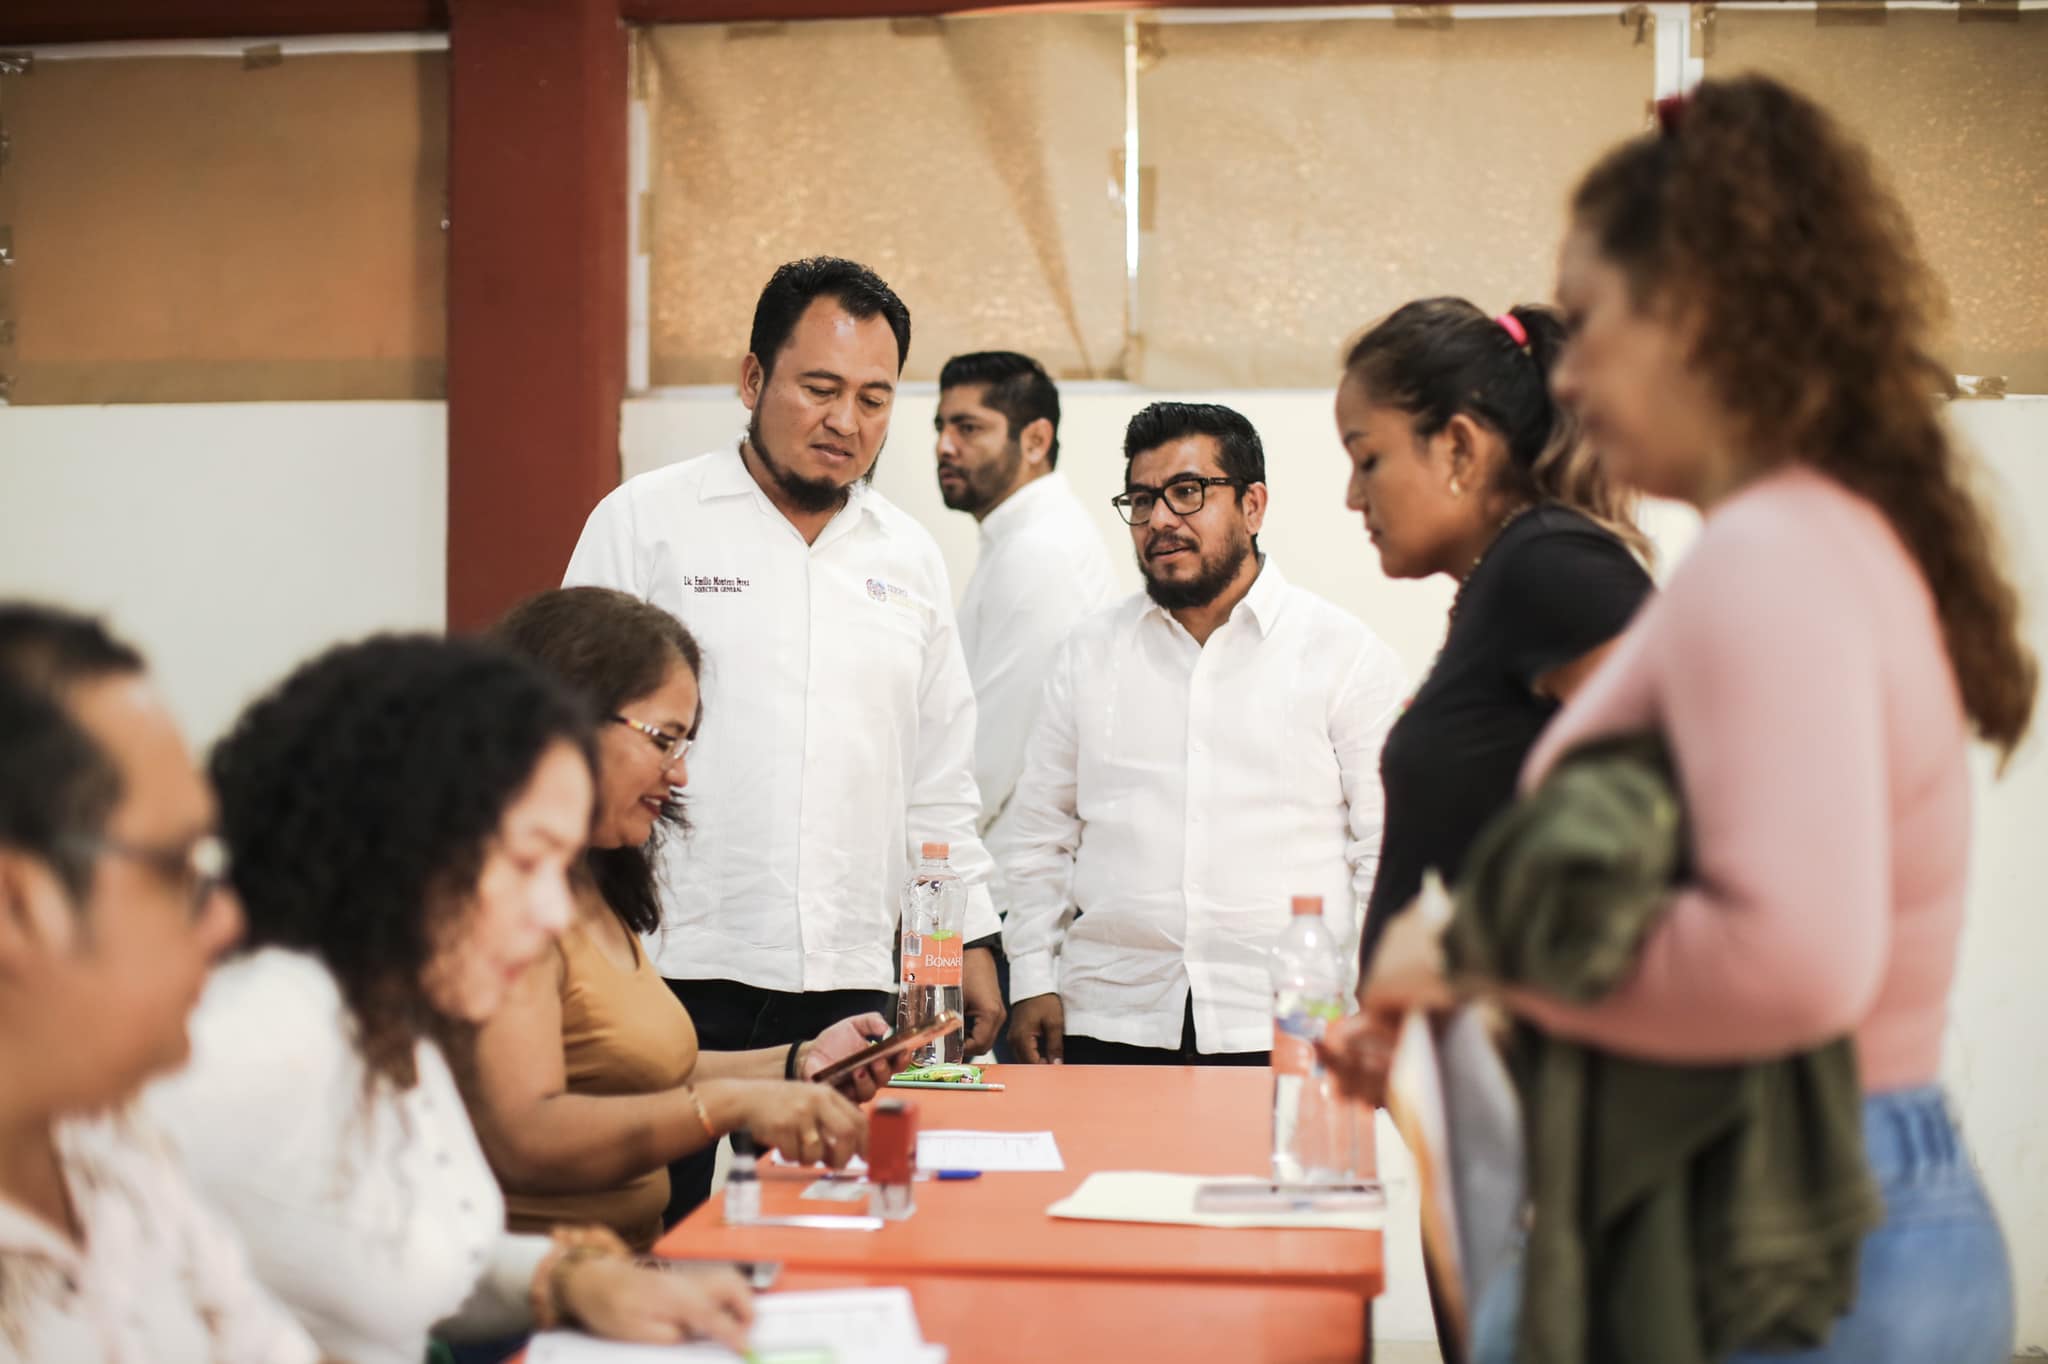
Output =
[{"x1": 1516, "y1": 466, "x2": 1973, "y2": 1093}]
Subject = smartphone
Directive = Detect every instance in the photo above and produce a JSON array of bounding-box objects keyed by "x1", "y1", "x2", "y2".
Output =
[
  {"x1": 1192, "y1": 1181, "x2": 1386, "y2": 1214},
  {"x1": 808, "y1": 1011, "x2": 963, "y2": 1087}
]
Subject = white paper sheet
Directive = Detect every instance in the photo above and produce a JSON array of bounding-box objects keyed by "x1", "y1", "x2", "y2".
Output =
[
  {"x1": 526, "y1": 1287, "x2": 946, "y2": 1364},
  {"x1": 768, "y1": 1130, "x2": 1065, "y2": 1174},
  {"x1": 1046, "y1": 1171, "x2": 1384, "y2": 1231},
  {"x1": 916, "y1": 1129, "x2": 1064, "y2": 1172}
]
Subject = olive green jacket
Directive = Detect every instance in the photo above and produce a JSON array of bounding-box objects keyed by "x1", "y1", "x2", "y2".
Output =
[{"x1": 1449, "y1": 735, "x2": 1881, "y2": 1364}]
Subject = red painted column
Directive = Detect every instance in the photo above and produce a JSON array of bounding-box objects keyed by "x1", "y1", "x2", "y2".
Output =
[{"x1": 446, "y1": 0, "x2": 627, "y2": 631}]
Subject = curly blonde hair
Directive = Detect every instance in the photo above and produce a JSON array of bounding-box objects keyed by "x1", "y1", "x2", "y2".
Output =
[{"x1": 1573, "y1": 74, "x2": 2035, "y2": 757}]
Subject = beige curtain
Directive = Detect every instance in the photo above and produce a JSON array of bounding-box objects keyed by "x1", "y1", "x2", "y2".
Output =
[
  {"x1": 1708, "y1": 9, "x2": 2048, "y2": 393},
  {"x1": 646, "y1": 16, "x2": 1128, "y2": 386},
  {"x1": 1132, "y1": 14, "x2": 1655, "y2": 389},
  {"x1": 0, "y1": 52, "x2": 447, "y2": 405}
]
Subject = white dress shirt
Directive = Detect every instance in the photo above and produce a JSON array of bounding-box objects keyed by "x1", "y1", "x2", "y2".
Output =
[
  {"x1": 1000, "y1": 559, "x2": 1406, "y2": 1053},
  {"x1": 144, "y1": 949, "x2": 552, "y2": 1364},
  {"x1": 956, "y1": 472, "x2": 1118, "y2": 906},
  {"x1": 565, "y1": 447, "x2": 1003, "y2": 991},
  {"x1": 0, "y1": 1106, "x2": 318, "y2": 1364}
]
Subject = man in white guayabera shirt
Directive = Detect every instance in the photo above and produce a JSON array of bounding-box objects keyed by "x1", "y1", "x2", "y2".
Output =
[
  {"x1": 564, "y1": 258, "x2": 1009, "y2": 1075},
  {"x1": 1001, "y1": 402, "x2": 1405, "y2": 1065},
  {"x1": 933, "y1": 351, "x2": 1116, "y2": 1039}
]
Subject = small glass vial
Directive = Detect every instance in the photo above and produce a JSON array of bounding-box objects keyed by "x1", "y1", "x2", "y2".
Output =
[{"x1": 724, "y1": 1136, "x2": 760, "y2": 1225}]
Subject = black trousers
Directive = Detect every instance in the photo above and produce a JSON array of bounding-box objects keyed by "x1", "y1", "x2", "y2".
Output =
[
  {"x1": 658, "y1": 978, "x2": 894, "y2": 1226},
  {"x1": 1062, "y1": 996, "x2": 1270, "y2": 1067}
]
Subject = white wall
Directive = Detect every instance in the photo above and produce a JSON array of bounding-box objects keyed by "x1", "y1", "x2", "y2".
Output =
[
  {"x1": 627, "y1": 388, "x2": 2048, "y2": 1351},
  {"x1": 0, "y1": 402, "x2": 446, "y2": 746},
  {"x1": 1944, "y1": 398, "x2": 2048, "y2": 1356}
]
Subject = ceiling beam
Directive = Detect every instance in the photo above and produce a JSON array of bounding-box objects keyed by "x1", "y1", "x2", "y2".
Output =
[
  {"x1": 621, "y1": 0, "x2": 1362, "y2": 19},
  {"x1": 0, "y1": 2, "x2": 448, "y2": 45}
]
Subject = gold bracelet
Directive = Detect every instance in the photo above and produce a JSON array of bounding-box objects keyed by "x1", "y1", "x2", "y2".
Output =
[
  {"x1": 684, "y1": 1084, "x2": 718, "y2": 1142},
  {"x1": 529, "y1": 1224, "x2": 632, "y2": 1330}
]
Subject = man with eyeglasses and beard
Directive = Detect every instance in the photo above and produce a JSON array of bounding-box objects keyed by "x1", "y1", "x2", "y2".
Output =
[
  {"x1": 1000, "y1": 403, "x2": 1406, "y2": 1066},
  {"x1": 565, "y1": 261, "x2": 1008, "y2": 1205}
]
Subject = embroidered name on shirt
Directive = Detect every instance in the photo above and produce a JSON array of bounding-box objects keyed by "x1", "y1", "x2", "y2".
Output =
[{"x1": 688, "y1": 575, "x2": 752, "y2": 595}]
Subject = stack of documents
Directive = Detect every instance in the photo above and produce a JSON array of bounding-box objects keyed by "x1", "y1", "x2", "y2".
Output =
[{"x1": 527, "y1": 1287, "x2": 945, "y2": 1364}]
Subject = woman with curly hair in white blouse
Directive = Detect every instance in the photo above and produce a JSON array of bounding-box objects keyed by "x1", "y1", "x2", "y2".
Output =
[{"x1": 145, "y1": 635, "x2": 753, "y2": 1364}]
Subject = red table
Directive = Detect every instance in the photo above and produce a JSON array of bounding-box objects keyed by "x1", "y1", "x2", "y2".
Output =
[{"x1": 655, "y1": 1064, "x2": 1382, "y2": 1297}]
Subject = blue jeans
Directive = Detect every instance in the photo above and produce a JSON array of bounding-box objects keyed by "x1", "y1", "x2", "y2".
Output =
[{"x1": 1472, "y1": 1085, "x2": 2014, "y2": 1364}]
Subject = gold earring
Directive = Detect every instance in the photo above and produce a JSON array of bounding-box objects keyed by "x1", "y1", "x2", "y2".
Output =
[{"x1": 1450, "y1": 478, "x2": 1465, "y2": 496}]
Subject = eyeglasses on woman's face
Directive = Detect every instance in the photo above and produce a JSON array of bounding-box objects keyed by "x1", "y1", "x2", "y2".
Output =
[{"x1": 611, "y1": 713, "x2": 691, "y2": 767}]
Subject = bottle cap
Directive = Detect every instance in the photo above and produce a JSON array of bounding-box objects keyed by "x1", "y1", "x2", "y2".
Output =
[
  {"x1": 1290, "y1": 895, "x2": 1323, "y2": 917},
  {"x1": 921, "y1": 841, "x2": 950, "y2": 859}
]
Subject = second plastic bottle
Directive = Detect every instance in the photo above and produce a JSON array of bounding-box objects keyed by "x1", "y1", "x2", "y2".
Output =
[
  {"x1": 897, "y1": 841, "x2": 966, "y2": 1066},
  {"x1": 1270, "y1": 894, "x2": 1355, "y2": 1183}
]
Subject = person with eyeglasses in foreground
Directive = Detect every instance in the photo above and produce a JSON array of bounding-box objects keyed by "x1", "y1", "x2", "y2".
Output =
[
  {"x1": 1333, "y1": 76, "x2": 2030, "y2": 1364},
  {"x1": 465, "y1": 587, "x2": 897, "y2": 1243},
  {"x1": 0, "y1": 603, "x2": 321, "y2": 1363},
  {"x1": 142, "y1": 635, "x2": 754, "y2": 1364},
  {"x1": 1001, "y1": 402, "x2": 1405, "y2": 1065}
]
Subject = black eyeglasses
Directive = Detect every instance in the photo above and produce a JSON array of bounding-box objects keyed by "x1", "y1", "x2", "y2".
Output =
[
  {"x1": 1111, "y1": 476, "x2": 1246, "y2": 526},
  {"x1": 612, "y1": 713, "x2": 691, "y2": 766},
  {"x1": 65, "y1": 832, "x2": 230, "y2": 917}
]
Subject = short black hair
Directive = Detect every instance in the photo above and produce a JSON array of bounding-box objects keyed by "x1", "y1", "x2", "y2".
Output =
[
  {"x1": 749, "y1": 257, "x2": 912, "y2": 380},
  {"x1": 1121, "y1": 401, "x2": 1266, "y2": 488},
  {"x1": 938, "y1": 351, "x2": 1063, "y2": 470},
  {"x1": 0, "y1": 604, "x2": 147, "y2": 899},
  {"x1": 0, "y1": 603, "x2": 145, "y2": 698},
  {"x1": 211, "y1": 634, "x2": 596, "y2": 1090},
  {"x1": 0, "y1": 675, "x2": 117, "y2": 903},
  {"x1": 493, "y1": 587, "x2": 702, "y2": 939}
]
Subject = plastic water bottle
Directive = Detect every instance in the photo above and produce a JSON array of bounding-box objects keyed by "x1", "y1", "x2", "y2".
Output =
[
  {"x1": 1271, "y1": 894, "x2": 1355, "y2": 1184},
  {"x1": 897, "y1": 842, "x2": 966, "y2": 1066}
]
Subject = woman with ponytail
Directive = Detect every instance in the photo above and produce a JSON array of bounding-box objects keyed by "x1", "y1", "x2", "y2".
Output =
[
  {"x1": 1355, "y1": 77, "x2": 2031, "y2": 1363},
  {"x1": 1326, "y1": 298, "x2": 1655, "y2": 1360},
  {"x1": 1335, "y1": 296, "x2": 1654, "y2": 981}
]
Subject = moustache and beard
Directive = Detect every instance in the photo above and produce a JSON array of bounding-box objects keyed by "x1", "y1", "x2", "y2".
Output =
[
  {"x1": 938, "y1": 440, "x2": 1025, "y2": 518},
  {"x1": 744, "y1": 409, "x2": 877, "y2": 515},
  {"x1": 1139, "y1": 522, "x2": 1256, "y2": 611}
]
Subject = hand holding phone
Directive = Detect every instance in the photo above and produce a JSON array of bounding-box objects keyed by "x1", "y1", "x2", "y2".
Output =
[{"x1": 808, "y1": 1011, "x2": 962, "y2": 1087}]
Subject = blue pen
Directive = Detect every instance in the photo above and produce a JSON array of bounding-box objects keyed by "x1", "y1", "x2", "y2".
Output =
[{"x1": 935, "y1": 1169, "x2": 982, "y2": 1181}]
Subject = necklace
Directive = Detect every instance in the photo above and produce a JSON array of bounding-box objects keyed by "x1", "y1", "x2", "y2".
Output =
[{"x1": 1447, "y1": 502, "x2": 1538, "y2": 624}]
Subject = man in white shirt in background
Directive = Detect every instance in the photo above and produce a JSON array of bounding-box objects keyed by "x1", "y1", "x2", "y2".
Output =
[
  {"x1": 564, "y1": 257, "x2": 1008, "y2": 1073},
  {"x1": 1002, "y1": 402, "x2": 1406, "y2": 1065},
  {"x1": 934, "y1": 352, "x2": 1116, "y2": 1044}
]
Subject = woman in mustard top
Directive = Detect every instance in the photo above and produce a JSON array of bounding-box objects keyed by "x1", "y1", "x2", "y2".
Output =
[{"x1": 465, "y1": 587, "x2": 896, "y2": 1249}]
